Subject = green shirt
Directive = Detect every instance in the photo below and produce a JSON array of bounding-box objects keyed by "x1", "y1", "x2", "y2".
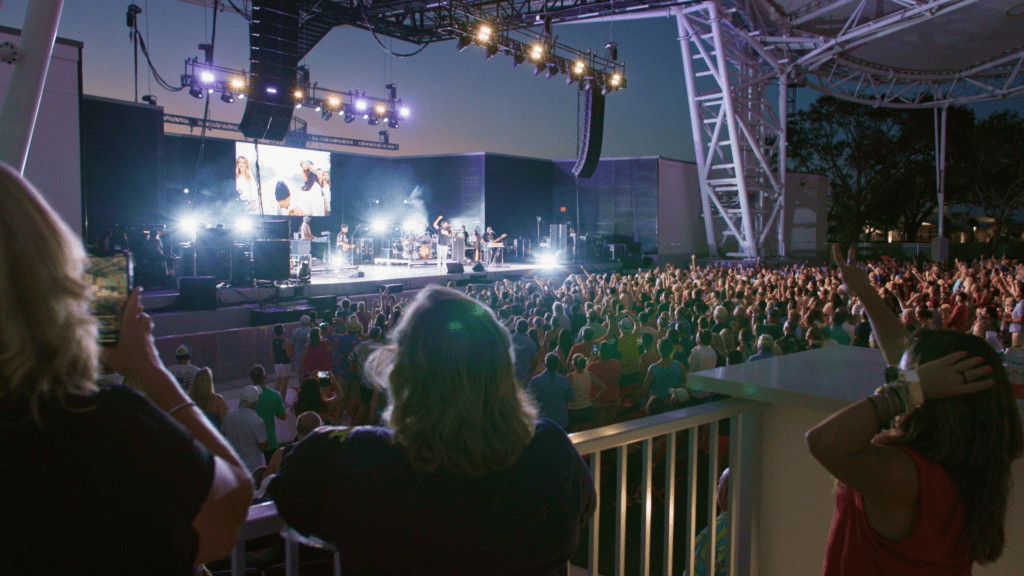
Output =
[{"x1": 255, "y1": 387, "x2": 286, "y2": 450}]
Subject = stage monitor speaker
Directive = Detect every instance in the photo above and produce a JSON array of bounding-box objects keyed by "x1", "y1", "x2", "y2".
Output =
[
  {"x1": 471, "y1": 263, "x2": 485, "y2": 272},
  {"x1": 445, "y1": 263, "x2": 464, "y2": 274},
  {"x1": 253, "y1": 239, "x2": 290, "y2": 281},
  {"x1": 571, "y1": 87, "x2": 605, "y2": 178},
  {"x1": 378, "y1": 284, "x2": 403, "y2": 294},
  {"x1": 238, "y1": 0, "x2": 300, "y2": 141},
  {"x1": 178, "y1": 276, "x2": 217, "y2": 311},
  {"x1": 308, "y1": 295, "x2": 337, "y2": 316}
]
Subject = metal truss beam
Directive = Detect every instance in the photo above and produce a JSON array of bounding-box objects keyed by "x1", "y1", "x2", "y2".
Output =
[{"x1": 163, "y1": 114, "x2": 400, "y2": 151}]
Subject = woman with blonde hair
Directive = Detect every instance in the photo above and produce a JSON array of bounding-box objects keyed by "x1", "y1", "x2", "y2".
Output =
[
  {"x1": 808, "y1": 246, "x2": 1023, "y2": 574},
  {"x1": 189, "y1": 367, "x2": 227, "y2": 429},
  {"x1": 270, "y1": 285, "x2": 595, "y2": 574},
  {"x1": 235, "y1": 155, "x2": 257, "y2": 211},
  {"x1": 0, "y1": 163, "x2": 252, "y2": 574}
]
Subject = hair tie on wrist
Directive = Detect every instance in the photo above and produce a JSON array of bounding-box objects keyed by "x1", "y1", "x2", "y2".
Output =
[{"x1": 168, "y1": 401, "x2": 197, "y2": 416}]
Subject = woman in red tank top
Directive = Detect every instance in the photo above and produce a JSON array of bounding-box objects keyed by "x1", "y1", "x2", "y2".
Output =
[{"x1": 807, "y1": 246, "x2": 1023, "y2": 575}]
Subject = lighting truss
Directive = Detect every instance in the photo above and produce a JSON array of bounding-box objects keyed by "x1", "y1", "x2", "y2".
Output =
[{"x1": 163, "y1": 113, "x2": 400, "y2": 151}]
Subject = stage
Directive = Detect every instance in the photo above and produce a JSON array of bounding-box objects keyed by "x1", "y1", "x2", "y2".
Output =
[{"x1": 145, "y1": 260, "x2": 621, "y2": 339}]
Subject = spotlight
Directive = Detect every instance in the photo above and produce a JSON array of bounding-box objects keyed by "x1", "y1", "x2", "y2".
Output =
[
  {"x1": 328, "y1": 96, "x2": 341, "y2": 108},
  {"x1": 457, "y1": 34, "x2": 472, "y2": 52},
  {"x1": 199, "y1": 71, "x2": 215, "y2": 83},
  {"x1": 402, "y1": 219, "x2": 418, "y2": 232},
  {"x1": 546, "y1": 65, "x2": 559, "y2": 78},
  {"x1": 533, "y1": 62, "x2": 547, "y2": 75},
  {"x1": 374, "y1": 104, "x2": 386, "y2": 115},
  {"x1": 230, "y1": 77, "x2": 245, "y2": 90},
  {"x1": 511, "y1": 52, "x2": 525, "y2": 68},
  {"x1": 207, "y1": 88, "x2": 214, "y2": 94},
  {"x1": 294, "y1": 90, "x2": 303, "y2": 99},
  {"x1": 368, "y1": 116, "x2": 380, "y2": 126},
  {"x1": 189, "y1": 84, "x2": 204, "y2": 99},
  {"x1": 183, "y1": 188, "x2": 189, "y2": 194},
  {"x1": 355, "y1": 100, "x2": 367, "y2": 111},
  {"x1": 181, "y1": 217, "x2": 198, "y2": 233},
  {"x1": 321, "y1": 108, "x2": 332, "y2": 121},
  {"x1": 387, "y1": 118, "x2": 399, "y2": 129},
  {"x1": 235, "y1": 218, "x2": 252, "y2": 232},
  {"x1": 296, "y1": 102, "x2": 302, "y2": 109},
  {"x1": 141, "y1": 94, "x2": 158, "y2": 105},
  {"x1": 399, "y1": 107, "x2": 410, "y2": 118},
  {"x1": 266, "y1": 87, "x2": 278, "y2": 94},
  {"x1": 314, "y1": 105, "x2": 321, "y2": 112},
  {"x1": 611, "y1": 73, "x2": 622, "y2": 87},
  {"x1": 540, "y1": 252, "x2": 559, "y2": 268},
  {"x1": 530, "y1": 44, "x2": 544, "y2": 60},
  {"x1": 372, "y1": 219, "x2": 387, "y2": 232},
  {"x1": 221, "y1": 92, "x2": 234, "y2": 103},
  {"x1": 485, "y1": 43, "x2": 499, "y2": 59},
  {"x1": 476, "y1": 25, "x2": 492, "y2": 42},
  {"x1": 344, "y1": 108, "x2": 355, "y2": 123},
  {"x1": 238, "y1": 93, "x2": 245, "y2": 100},
  {"x1": 573, "y1": 60, "x2": 585, "y2": 75}
]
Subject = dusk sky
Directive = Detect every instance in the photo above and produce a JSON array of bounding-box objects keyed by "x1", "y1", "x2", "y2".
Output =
[{"x1": 1, "y1": 0, "x2": 1022, "y2": 162}]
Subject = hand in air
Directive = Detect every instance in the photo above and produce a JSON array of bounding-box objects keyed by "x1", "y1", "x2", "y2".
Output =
[
  {"x1": 103, "y1": 287, "x2": 162, "y2": 382},
  {"x1": 914, "y1": 351, "x2": 996, "y2": 400},
  {"x1": 832, "y1": 244, "x2": 874, "y2": 300}
]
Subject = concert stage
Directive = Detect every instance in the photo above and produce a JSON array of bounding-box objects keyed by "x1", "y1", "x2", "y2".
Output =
[{"x1": 145, "y1": 260, "x2": 621, "y2": 339}]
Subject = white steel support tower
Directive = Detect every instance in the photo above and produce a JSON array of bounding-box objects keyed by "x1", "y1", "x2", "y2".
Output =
[{"x1": 674, "y1": 2, "x2": 787, "y2": 258}]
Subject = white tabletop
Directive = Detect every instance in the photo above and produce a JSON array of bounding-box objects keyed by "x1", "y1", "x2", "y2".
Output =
[{"x1": 686, "y1": 346, "x2": 889, "y2": 413}]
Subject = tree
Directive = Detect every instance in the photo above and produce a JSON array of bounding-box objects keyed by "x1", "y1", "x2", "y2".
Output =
[{"x1": 961, "y1": 111, "x2": 1024, "y2": 242}]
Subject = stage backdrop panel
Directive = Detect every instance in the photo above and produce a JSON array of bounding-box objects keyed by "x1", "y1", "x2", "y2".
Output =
[
  {"x1": 658, "y1": 158, "x2": 709, "y2": 264},
  {"x1": 0, "y1": 26, "x2": 82, "y2": 235},
  {"x1": 483, "y1": 153, "x2": 555, "y2": 248}
]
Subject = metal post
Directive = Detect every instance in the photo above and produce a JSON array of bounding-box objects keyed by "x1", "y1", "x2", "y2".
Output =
[
  {"x1": 935, "y1": 105, "x2": 948, "y2": 238},
  {"x1": 777, "y1": 70, "x2": 789, "y2": 256},
  {"x1": 0, "y1": 0, "x2": 64, "y2": 174}
]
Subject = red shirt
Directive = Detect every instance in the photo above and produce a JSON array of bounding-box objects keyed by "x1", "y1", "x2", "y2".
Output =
[
  {"x1": 944, "y1": 304, "x2": 970, "y2": 333},
  {"x1": 823, "y1": 446, "x2": 971, "y2": 576},
  {"x1": 302, "y1": 343, "x2": 333, "y2": 376},
  {"x1": 585, "y1": 359, "x2": 621, "y2": 403}
]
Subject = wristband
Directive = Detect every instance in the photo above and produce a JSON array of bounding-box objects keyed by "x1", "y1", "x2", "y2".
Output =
[{"x1": 168, "y1": 401, "x2": 197, "y2": 416}]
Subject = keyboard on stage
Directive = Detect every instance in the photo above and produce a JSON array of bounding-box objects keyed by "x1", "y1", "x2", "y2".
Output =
[{"x1": 487, "y1": 242, "x2": 505, "y2": 248}]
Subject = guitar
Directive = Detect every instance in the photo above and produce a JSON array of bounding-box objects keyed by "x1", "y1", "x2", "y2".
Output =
[{"x1": 337, "y1": 235, "x2": 355, "y2": 251}]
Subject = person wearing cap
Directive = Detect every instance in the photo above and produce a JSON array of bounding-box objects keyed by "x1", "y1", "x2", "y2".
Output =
[
  {"x1": 221, "y1": 385, "x2": 269, "y2": 474},
  {"x1": 756, "y1": 307, "x2": 785, "y2": 341},
  {"x1": 168, "y1": 344, "x2": 201, "y2": 393},
  {"x1": 291, "y1": 315, "x2": 313, "y2": 374}
]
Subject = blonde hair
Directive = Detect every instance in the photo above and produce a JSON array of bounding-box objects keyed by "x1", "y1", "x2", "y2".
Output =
[
  {"x1": 371, "y1": 285, "x2": 538, "y2": 478},
  {"x1": 189, "y1": 367, "x2": 215, "y2": 411},
  {"x1": 0, "y1": 163, "x2": 99, "y2": 419},
  {"x1": 235, "y1": 156, "x2": 253, "y2": 181}
]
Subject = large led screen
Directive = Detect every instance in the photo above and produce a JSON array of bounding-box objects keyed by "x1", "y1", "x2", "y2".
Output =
[{"x1": 235, "y1": 142, "x2": 331, "y2": 216}]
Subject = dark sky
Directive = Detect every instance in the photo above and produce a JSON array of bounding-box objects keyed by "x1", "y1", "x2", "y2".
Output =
[{"x1": 2, "y1": 0, "x2": 1021, "y2": 161}]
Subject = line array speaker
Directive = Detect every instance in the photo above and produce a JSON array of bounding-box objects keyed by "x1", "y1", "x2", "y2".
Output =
[
  {"x1": 239, "y1": 0, "x2": 300, "y2": 141},
  {"x1": 572, "y1": 87, "x2": 605, "y2": 179}
]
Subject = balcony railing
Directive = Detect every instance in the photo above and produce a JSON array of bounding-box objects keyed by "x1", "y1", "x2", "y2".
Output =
[{"x1": 229, "y1": 397, "x2": 762, "y2": 576}]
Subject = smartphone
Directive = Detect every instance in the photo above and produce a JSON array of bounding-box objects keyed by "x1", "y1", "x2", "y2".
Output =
[
  {"x1": 592, "y1": 344, "x2": 599, "y2": 355},
  {"x1": 317, "y1": 371, "x2": 329, "y2": 379},
  {"x1": 86, "y1": 249, "x2": 133, "y2": 347}
]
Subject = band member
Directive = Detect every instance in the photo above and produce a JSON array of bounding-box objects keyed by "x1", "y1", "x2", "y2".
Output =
[
  {"x1": 433, "y1": 215, "x2": 451, "y2": 271},
  {"x1": 472, "y1": 229, "x2": 482, "y2": 262},
  {"x1": 336, "y1": 224, "x2": 354, "y2": 267},
  {"x1": 299, "y1": 216, "x2": 313, "y2": 240}
]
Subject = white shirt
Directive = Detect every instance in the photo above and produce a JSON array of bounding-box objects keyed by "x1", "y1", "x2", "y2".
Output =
[
  {"x1": 167, "y1": 363, "x2": 201, "y2": 393},
  {"x1": 221, "y1": 406, "x2": 268, "y2": 473},
  {"x1": 688, "y1": 345, "x2": 718, "y2": 374}
]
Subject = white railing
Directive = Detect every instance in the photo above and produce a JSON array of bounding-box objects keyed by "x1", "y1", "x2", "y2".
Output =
[{"x1": 228, "y1": 397, "x2": 763, "y2": 576}]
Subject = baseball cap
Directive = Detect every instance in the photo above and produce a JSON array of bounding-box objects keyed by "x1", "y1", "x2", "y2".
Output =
[
  {"x1": 619, "y1": 319, "x2": 633, "y2": 331},
  {"x1": 240, "y1": 385, "x2": 260, "y2": 404},
  {"x1": 300, "y1": 315, "x2": 311, "y2": 325},
  {"x1": 175, "y1": 345, "x2": 191, "y2": 359}
]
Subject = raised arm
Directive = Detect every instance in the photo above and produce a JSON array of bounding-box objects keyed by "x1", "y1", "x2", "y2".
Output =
[{"x1": 833, "y1": 245, "x2": 910, "y2": 366}]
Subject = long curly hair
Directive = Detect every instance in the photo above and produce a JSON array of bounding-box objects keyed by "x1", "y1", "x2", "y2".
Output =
[
  {"x1": 895, "y1": 330, "x2": 1023, "y2": 563},
  {"x1": 371, "y1": 285, "x2": 538, "y2": 478}
]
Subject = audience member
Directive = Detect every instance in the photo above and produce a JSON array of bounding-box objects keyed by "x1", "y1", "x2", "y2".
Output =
[
  {"x1": 268, "y1": 286, "x2": 595, "y2": 575},
  {"x1": 290, "y1": 315, "x2": 312, "y2": 374},
  {"x1": 747, "y1": 335, "x2": 776, "y2": 363},
  {"x1": 168, "y1": 344, "x2": 200, "y2": 392},
  {"x1": 264, "y1": 411, "x2": 322, "y2": 477},
  {"x1": 643, "y1": 338, "x2": 686, "y2": 400},
  {"x1": 250, "y1": 364, "x2": 286, "y2": 462},
  {"x1": 567, "y1": 354, "x2": 605, "y2": 432},
  {"x1": 511, "y1": 318, "x2": 539, "y2": 388},
  {"x1": 351, "y1": 326, "x2": 385, "y2": 425},
  {"x1": 300, "y1": 326, "x2": 332, "y2": 378},
  {"x1": 0, "y1": 163, "x2": 251, "y2": 573},
  {"x1": 528, "y1": 352, "x2": 574, "y2": 430},
  {"x1": 189, "y1": 367, "x2": 227, "y2": 429},
  {"x1": 270, "y1": 323, "x2": 293, "y2": 396},
  {"x1": 587, "y1": 341, "x2": 622, "y2": 427},
  {"x1": 292, "y1": 373, "x2": 345, "y2": 425},
  {"x1": 684, "y1": 468, "x2": 731, "y2": 576},
  {"x1": 221, "y1": 385, "x2": 269, "y2": 474}
]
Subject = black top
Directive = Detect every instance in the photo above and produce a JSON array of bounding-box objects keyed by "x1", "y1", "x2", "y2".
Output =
[
  {"x1": 272, "y1": 336, "x2": 291, "y2": 364},
  {"x1": 0, "y1": 386, "x2": 214, "y2": 576},
  {"x1": 437, "y1": 229, "x2": 450, "y2": 247},
  {"x1": 269, "y1": 419, "x2": 595, "y2": 576}
]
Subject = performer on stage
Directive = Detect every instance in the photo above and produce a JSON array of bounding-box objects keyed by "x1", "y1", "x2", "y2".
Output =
[
  {"x1": 483, "y1": 227, "x2": 507, "y2": 266},
  {"x1": 336, "y1": 224, "x2": 355, "y2": 268},
  {"x1": 433, "y1": 215, "x2": 452, "y2": 271},
  {"x1": 300, "y1": 216, "x2": 313, "y2": 240}
]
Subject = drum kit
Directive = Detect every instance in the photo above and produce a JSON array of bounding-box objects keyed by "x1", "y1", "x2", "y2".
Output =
[{"x1": 398, "y1": 233, "x2": 432, "y2": 261}]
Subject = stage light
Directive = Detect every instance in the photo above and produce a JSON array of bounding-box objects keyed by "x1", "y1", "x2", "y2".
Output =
[
  {"x1": 511, "y1": 52, "x2": 525, "y2": 68},
  {"x1": 573, "y1": 60, "x2": 585, "y2": 75},
  {"x1": 189, "y1": 84, "x2": 204, "y2": 99},
  {"x1": 399, "y1": 107, "x2": 410, "y2": 118},
  {"x1": 294, "y1": 90, "x2": 303, "y2": 99},
  {"x1": 328, "y1": 96, "x2": 341, "y2": 108},
  {"x1": 229, "y1": 77, "x2": 245, "y2": 90},
  {"x1": 266, "y1": 87, "x2": 278, "y2": 94},
  {"x1": 533, "y1": 62, "x2": 547, "y2": 75},
  {"x1": 200, "y1": 71, "x2": 215, "y2": 83},
  {"x1": 368, "y1": 116, "x2": 380, "y2": 126},
  {"x1": 296, "y1": 102, "x2": 302, "y2": 109},
  {"x1": 402, "y1": 219, "x2": 418, "y2": 232},
  {"x1": 477, "y1": 25, "x2": 492, "y2": 42},
  {"x1": 530, "y1": 44, "x2": 544, "y2": 60},
  {"x1": 182, "y1": 217, "x2": 198, "y2": 233},
  {"x1": 344, "y1": 108, "x2": 356, "y2": 123},
  {"x1": 611, "y1": 73, "x2": 622, "y2": 87},
  {"x1": 355, "y1": 100, "x2": 367, "y2": 111},
  {"x1": 374, "y1": 104, "x2": 386, "y2": 115},
  {"x1": 387, "y1": 118, "x2": 399, "y2": 129},
  {"x1": 457, "y1": 34, "x2": 472, "y2": 52},
  {"x1": 207, "y1": 88, "x2": 214, "y2": 94},
  {"x1": 321, "y1": 108, "x2": 332, "y2": 121},
  {"x1": 315, "y1": 105, "x2": 321, "y2": 112},
  {"x1": 372, "y1": 219, "x2": 387, "y2": 232},
  {"x1": 221, "y1": 92, "x2": 234, "y2": 103},
  {"x1": 238, "y1": 93, "x2": 245, "y2": 100},
  {"x1": 485, "y1": 43, "x2": 499, "y2": 59},
  {"x1": 235, "y1": 219, "x2": 252, "y2": 232},
  {"x1": 546, "y1": 65, "x2": 559, "y2": 78},
  {"x1": 540, "y1": 252, "x2": 559, "y2": 268},
  {"x1": 183, "y1": 188, "x2": 189, "y2": 194}
]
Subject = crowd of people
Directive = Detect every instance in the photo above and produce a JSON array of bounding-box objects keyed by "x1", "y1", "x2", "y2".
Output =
[{"x1": 4, "y1": 154, "x2": 1023, "y2": 575}]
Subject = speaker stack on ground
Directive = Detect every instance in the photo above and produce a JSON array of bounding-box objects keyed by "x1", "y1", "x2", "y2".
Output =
[
  {"x1": 571, "y1": 87, "x2": 605, "y2": 178},
  {"x1": 239, "y1": 0, "x2": 300, "y2": 141}
]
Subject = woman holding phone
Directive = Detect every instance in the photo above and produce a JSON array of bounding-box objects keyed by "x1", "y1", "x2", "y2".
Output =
[{"x1": 0, "y1": 163, "x2": 253, "y2": 575}]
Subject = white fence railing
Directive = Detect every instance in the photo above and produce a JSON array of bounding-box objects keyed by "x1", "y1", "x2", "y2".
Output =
[{"x1": 228, "y1": 397, "x2": 763, "y2": 576}]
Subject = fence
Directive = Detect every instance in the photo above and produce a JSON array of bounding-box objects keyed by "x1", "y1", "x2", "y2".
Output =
[{"x1": 228, "y1": 397, "x2": 763, "y2": 576}]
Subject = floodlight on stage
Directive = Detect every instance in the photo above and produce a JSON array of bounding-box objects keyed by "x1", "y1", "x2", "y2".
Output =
[
  {"x1": 235, "y1": 219, "x2": 252, "y2": 232},
  {"x1": 200, "y1": 71, "x2": 215, "y2": 83},
  {"x1": 540, "y1": 253, "x2": 559, "y2": 268},
  {"x1": 477, "y1": 25, "x2": 492, "y2": 42},
  {"x1": 546, "y1": 66, "x2": 559, "y2": 79},
  {"x1": 189, "y1": 83, "x2": 203, "y2": 99},
  {"x1": 574, "y1": 60, "x2": 585, "y2": 75},
  {"x1": 344, "y1": 108, "x2": 356, "y2": 123},
  {"x1": 530, "y1": 44, "x2": 545, "y2": 61},
  {"x1": 207, "y1": 88, "x2": 215, "y2": 94},
  {"x1": 266, "y1": 87, "x2": 278, "y2": 94},
  {"x1": 372, "y1": 219, "x2": 387, "y2": 232},
  {"x1": 183, "y1": 188, "x2": 189, "y2": 194},
  {"x1": 182, "y1": 217, "x2": 198, "y2": 233},
  {"x1": 355, "y1": 100, "x2": 367, "y2": 112},
  {"x1": 221, "y1": 93, "x2": 234, "y2": 103},
  {"x1": 296, "y1": 103, "x2": 302, "y2": 109},
  {"x1": 374, "y1": 104, "x2": 386, "y2": 115},
  {"x1": 610, "y1": 73, "x2": 622, "y2": 88},
  {"x1": 294, "y1": 90, "x2": 303, "y2": 99},
  {"x1": 321, "y1": 108, "x2": 332, "y2": 121},
  {"x1": 230, "y1": 77, "x2": 245, "y2": 90},
  {"x1": 238, "y1": 93, "x2": 245, "y2": 100},
  {"x1": 328, "y1": 96, "x2": 341, "y2": 108},
  {"x1": 399, "y1": 107, "x2": 410, "y2": 118},
  {"x1": 511, "y1": 52, "x2": 525, "y2": 68},
  {"x1": 457, "y1": 34, "x2": 472, "y2": 52}
]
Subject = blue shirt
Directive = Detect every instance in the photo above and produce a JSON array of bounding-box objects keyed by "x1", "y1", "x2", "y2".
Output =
[
  {"x1": 747, "y1": 352, "x2": 775, "y2": 363},
  {"x1": 511, "y1": 333, "x2": 538, "y2": 382},
  {"x1": 528, "y1": 371, "x2": 574, "y2": 429}
]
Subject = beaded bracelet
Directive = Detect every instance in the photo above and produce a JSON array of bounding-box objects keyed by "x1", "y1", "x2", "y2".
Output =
[{"x1": 865, "y1": 395, "x2": 889, "y2": 432}]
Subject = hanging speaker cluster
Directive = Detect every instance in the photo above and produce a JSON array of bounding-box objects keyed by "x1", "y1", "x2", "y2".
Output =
[
  {"x1": 572, "y1": 86, "x2": 605, "y2": 179},
  {"x1": 239, "y1": 0, "x2": 300, "y2": 141}
]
